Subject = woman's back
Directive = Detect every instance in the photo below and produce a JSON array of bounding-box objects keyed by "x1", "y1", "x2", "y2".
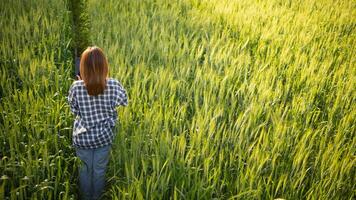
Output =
[
  {"x1": 68, "y1": 78, "x2": 128, "y2": 149},
  {"x1": 67, "y1": 46, "x2": 128, "y2": 199}
]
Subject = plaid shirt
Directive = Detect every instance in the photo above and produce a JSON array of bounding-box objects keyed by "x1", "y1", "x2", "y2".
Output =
[{"x1": 67, "y1": 78, "x2": 128, "y2": 149}]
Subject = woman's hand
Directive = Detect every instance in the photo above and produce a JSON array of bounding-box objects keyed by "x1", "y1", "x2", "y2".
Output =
[{"x1": 76, "y1": 75, "x2": 81, "y2": 80}]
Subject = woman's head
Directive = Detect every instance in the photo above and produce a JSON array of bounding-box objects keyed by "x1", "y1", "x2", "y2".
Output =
[{"x1": 80, "y1": 46, "x2": 108, "y2": 96}]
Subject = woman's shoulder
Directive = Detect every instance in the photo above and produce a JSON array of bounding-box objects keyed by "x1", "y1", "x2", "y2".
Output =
[
  {"x1": 68, "y1": 80, "x2": 84, "y2": 96},
  {"x1": 107, "y1": 78, "x2": 123, "y2": 87},
  {"x1": 70, "y1": 80, "x2": 84, "y2": 89}
]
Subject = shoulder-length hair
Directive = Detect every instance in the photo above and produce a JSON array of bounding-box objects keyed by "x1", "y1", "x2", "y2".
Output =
[{"x1": 80, "y1": 46, "x2": 108, "y2": 96}]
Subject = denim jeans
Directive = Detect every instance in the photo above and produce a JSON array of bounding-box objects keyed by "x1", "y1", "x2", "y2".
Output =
[{"x1": 76, "y1": 145, "x2": 111, "y2": 200}]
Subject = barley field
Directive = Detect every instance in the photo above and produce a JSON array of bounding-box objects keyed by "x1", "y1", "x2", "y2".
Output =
[{"x1": 1, "y1": 0, "x2": 355, "y2": 199}]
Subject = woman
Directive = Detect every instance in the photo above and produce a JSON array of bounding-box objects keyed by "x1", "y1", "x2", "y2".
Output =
[{"x1": 67, "y1": 46, "x2": 128, "y2": 200}]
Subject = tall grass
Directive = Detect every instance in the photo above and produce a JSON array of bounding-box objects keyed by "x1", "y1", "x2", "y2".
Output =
[
  {"x1": 0, "y1": 0, "x2": 355, "y2": 199},
  {"x1": 67, "y1": 0, "x2": 92, "y2": 58},
  {"x1": 88, "y1": 0, "x2": 355, "y2": 199},
  {"x1": 0, "y1": 0, "x2": 79, "y2": 199}
]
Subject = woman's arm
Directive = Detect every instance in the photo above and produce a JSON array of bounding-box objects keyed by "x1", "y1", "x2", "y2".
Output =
[
  {"x1": 114, "y1": 82, "x2": 128, "y2": 107},
  {"x1": 67, "y1": 83, "x2": 80, "y2": 116}
]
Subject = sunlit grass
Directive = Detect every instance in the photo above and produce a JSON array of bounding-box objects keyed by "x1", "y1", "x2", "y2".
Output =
[
  {"x1": 89, "y1": 0, "x2": 355, "y2": 199},
  {"x1": 0, "y1": 0, "x2": 355, "y2": 199}
]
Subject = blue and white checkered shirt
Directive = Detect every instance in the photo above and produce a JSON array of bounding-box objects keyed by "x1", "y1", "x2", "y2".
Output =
[{"x1": 67, "y1": 78, "x2": 128, "y2": 149}]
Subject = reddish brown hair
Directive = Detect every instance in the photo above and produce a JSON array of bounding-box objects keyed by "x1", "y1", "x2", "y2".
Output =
[{"x1": 80, "y1": 46, "x2": 108, "y2": 96}]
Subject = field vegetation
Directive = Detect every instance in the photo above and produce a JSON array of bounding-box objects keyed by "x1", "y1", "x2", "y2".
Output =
[{"x1": 1, "y1": 0, "x2": 355, "y2": 199}]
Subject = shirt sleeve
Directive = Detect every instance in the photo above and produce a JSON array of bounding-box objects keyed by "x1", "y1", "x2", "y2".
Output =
[
  {"x1": 114, "y1": 83, "x2": 128, "y2": 107},
  {"x1": 67, "y1": 84, "x2": 80, "y2": 116}
]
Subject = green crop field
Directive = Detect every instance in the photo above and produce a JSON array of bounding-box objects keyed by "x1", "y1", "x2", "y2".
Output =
[{"x1": 1, "y1": 0, "x2": 355, "y2": 199}]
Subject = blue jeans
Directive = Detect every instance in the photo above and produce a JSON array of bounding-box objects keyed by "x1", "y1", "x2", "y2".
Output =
[{"x1": 76, "y1": 145, "x2": 111, "y2": 200}]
